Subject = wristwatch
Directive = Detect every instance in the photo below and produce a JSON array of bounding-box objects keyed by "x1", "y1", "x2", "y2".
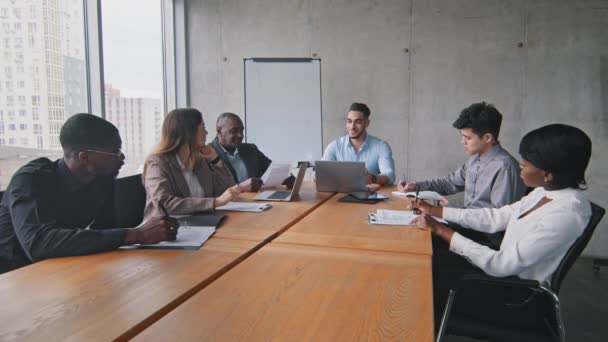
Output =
[
  {"x1": 370, "y1": 174, "x2": 377, "y2": 183},
  {"x1": 209, "y1": 156, "x2": 221, "y2": 165}
]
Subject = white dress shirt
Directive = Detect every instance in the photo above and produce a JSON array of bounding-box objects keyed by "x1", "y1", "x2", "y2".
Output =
[
  {"x1": 444, "y1": 187, "x2": 591, "y2": 285},
  {"x1": 175, "y1": 155, "x2": 206, "y2": 198}
]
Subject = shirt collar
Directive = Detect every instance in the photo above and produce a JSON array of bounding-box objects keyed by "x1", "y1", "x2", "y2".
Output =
[
  {"x1": 348, "y1": 132, "x2": 370, "y2": 151},
  {"x1": 57, "y1": 158, "x2": 87, "y2": 192},
  {"x1": 542, "y1": 187, "x2": 585, "y2": 201},
  {"x1": 478, "y1": 144, "x2": 502, "y2": 164}
]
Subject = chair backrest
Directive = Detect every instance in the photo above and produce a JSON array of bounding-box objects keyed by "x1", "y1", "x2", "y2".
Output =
[
  {"x1": 113, "y1": 174, "x2": 147, "y2": 228},
  {"x1": 551, "y1": 201, "x2": 605, "y2": 293}
]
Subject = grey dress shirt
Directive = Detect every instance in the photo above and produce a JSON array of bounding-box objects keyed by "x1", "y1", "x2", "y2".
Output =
[{"x1": 417, "y1": 144, "x2": 525, "y2": 209}]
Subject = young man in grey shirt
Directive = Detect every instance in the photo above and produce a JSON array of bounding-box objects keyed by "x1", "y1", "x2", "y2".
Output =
[{"x1": 399, "y1": 102, "x2": 525, "y2": 209}]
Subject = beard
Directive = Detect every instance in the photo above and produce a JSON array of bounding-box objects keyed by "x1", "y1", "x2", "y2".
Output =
[
  {"x1": 349, "y1": 131, "x2": 364, "y2": 140},
  {"x1": 223, "y1": 142, "x2": 240, "y2": 153}
]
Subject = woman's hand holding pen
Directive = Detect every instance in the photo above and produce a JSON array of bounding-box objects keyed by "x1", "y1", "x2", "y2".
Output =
[
  {"x1": 406, "y1": 197, "x2": 443, "y2": 218},
  {"x1": 125, "y1": 216, "x2": 179, "y2": 244},
  {"x1": 410, "y1": 213, "x2": 455, "y2": 243}
]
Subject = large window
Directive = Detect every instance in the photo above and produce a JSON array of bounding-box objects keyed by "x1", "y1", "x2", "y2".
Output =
[
  {"x1": 0, "y1": 0, "x2": 177, "y2": 190},
  {"x1": 101, "y1": 0, "x2": 164, "y2": 176},
  {"x1": 0, "y1": 0, "x2": 87, "y2": 189}
]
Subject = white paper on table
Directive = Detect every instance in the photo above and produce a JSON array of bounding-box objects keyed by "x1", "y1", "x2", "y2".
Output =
[
  {"x1": 260, "y1": 163, "x2": 291, "y2": 188},
  {"x1": 215, "y1": 201, "x2": 273, "y2": 212},
  {"x1": 124, "y1": 226, "x2": 216, "y2": 249},
  {"x1": 391, "y1": 190, "x2": 444, "y2": 201},
  {"x1": 368, "y1": 209, "x2": 448, "y2": 226}
]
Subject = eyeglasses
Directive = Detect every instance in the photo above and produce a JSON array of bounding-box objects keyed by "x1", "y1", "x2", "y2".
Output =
[{"x1": 86, "y1": 148, "x2": 124, "y2": 159}]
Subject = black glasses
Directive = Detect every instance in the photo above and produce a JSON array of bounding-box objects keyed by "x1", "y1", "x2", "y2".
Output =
[{"x1": 86, "y1": 148, "x2": 124, "y2": 159}]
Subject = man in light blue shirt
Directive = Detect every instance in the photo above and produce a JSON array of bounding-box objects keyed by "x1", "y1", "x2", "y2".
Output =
[{"x1": 323, "y1": 103, "x2": 396, "y2": 186}]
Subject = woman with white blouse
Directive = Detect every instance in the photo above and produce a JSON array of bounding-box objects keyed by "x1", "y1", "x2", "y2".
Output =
[{"x1": 410, "y1": 124, "x2": 592, "y2": 330}]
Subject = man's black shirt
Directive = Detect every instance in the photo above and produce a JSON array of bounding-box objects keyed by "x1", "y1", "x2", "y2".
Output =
[{"x1": 0, "y1": 158, "x2": 126, "y2": 273}]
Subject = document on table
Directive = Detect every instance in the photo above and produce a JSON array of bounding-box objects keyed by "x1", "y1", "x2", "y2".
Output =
[
  {"x1": 215, "y1": 201, "x2": 273, "y2": 212},
  {"x1": 260, "y1": 163, "x2": 291, "y2": 188},
  {"x1": 123, "y1": 226, "x2": 216, "y2": 250},
  {"x1": 391, "y1": 190, "x2": 444, "y2": 201},
  {"x1": 368, "y1": 209, "x2": 448, "y2": 226}
]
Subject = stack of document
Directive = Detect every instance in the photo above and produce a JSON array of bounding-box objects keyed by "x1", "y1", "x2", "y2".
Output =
[
  {"x1": 215, "y1": 201, "x2": 272, "y2": 212},
  {"x1": 368, "y1": 209, "x2": 448, "y2": 226}
]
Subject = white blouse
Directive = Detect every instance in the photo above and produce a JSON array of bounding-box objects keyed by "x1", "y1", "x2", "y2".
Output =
[
  {"x1": 175, "y1": 156, "x2": 206, "y2": 198},
  {"x1": 444, "y1": 187, "x2": 591, "y2": 285}
]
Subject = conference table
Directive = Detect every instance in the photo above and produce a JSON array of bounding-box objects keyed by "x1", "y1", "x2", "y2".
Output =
[
  {"x1": 275, "y1": 187, "x2": 432, "y2": 255},
  {"x1": 134, "y1": 243, "x2": 434, "y2": 341},
  {"x1": 213, "y1": 182, "x2": 334, "y2": 243},
  {"x1": 0, "y1": 183, "x2": 434, "y2": 341}
]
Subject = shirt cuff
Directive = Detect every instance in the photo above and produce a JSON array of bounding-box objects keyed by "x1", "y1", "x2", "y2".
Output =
[
  {"x1": 443, "y1": 207, "x2": 459, "y2": 223},
  {"x1": 449, "y1": 232, "x2": 471, "y2": 256}
]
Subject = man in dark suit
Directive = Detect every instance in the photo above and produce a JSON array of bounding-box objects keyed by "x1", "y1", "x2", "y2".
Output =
[{"x1": 210, "y1": 113, "x2": 294, "y2": 192}]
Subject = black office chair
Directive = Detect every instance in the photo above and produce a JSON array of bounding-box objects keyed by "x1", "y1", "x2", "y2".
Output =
[
  {"x1": 113, "y1": 174, "x2": 147, "y2": 228},
  {"x1": 436, "y1": 202, "x2": 606, "y2": 342}
]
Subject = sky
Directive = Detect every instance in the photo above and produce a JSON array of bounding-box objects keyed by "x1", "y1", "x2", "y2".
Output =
[{"x1": 100, "y1": 0, "x2": 163, "y2": 99}]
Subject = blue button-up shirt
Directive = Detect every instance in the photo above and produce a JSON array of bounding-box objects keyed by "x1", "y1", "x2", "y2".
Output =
[{"x1": 322, "y1": 133, "x2": 396, "y2": 184}]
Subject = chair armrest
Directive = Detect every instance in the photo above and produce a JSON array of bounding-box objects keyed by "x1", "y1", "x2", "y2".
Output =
[{"x1": 455, "y1": 274, "x2": 541, "y2": 291}]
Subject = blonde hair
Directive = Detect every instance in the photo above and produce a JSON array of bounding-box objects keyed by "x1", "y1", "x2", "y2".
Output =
[{"x1": 143, "y1": 108, "x2": 203, "y2": 179}]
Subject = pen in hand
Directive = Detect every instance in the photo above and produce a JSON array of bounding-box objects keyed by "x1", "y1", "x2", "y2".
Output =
[
  {"x1": 412, "y1": 185, "x2": 421, "y2": 215},
  {"x1": 159, "y1": 202, "x2": 179, "y2": 225}
]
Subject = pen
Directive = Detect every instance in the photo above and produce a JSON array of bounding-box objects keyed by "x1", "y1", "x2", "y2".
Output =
[
  {"x1": 159, "y1": 203, "x2": 179, "y2": 225},
  {"x1": 159, "y1": 202, "x2": 170, "y2": 218},
  {"x1": 413, "y1": 185, "x2": 421, "y2": 214}
]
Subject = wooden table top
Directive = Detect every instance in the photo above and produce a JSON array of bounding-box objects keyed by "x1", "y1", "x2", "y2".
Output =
[
  {"x1": 134, "y1": 243, "x2": 434, "y2": 342},
  {"x1": 0, "y1": 238, "x2": 257, "y2": 342},
  {"x1": 213, "y1": 181, "x2": 334, "y2": 242},
  {"x1": 275, "y1": 186, "x2": 432, "y2": 255}
]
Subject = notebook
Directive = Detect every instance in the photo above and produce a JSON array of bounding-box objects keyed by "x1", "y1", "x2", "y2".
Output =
[
  {"x1": 215, "y1": 202, "x2": 273, "y2": 212},
  {"x1": 122, "y1": 214, "x2": 225, "y2": 250}
]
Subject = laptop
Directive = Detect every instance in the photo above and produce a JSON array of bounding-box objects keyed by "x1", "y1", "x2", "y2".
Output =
[
  {"x1": 315, "y1": 160, "x2": 367, "y2": 193},
  {"x1": 254, "y1": 162, "x2": 308, "y2": 201}
]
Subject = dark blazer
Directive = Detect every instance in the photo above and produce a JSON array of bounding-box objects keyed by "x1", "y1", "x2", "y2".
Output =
[
  {"x1": 210, "y1": 137, "x2": 272, "y2": 183},
  {"x1": 142, "y1": 153, "x2": 235, "y2": 221}
]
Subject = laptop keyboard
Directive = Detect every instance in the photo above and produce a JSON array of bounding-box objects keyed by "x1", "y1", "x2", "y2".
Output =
[{"x1": 268, "y1": 191, "x2": 291, "y2": 200}]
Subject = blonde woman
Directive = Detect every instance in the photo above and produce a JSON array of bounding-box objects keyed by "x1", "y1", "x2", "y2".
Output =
[{"x1": 142, "y1": 108, "x2": 240, "y2": 221}]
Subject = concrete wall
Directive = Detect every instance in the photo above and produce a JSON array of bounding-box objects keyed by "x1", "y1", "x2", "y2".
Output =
[{"x1": 185, "y1": 0, "x2": 608, "y2": 257}]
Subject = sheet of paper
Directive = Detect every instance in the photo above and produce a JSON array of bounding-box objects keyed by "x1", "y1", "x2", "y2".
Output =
[
  {"x1": 392, "y1": 190, "x2": 444, "y2": 201},
  {"x1": 215, "y1": 201, "x2": 273, "y2": 212},
  {"x1": 122, "y1": 226, "x2": 216, "y2": 250},
  {"x1": 260, "y1": 163, "x2": 291, "y2": 188},
  {"x1": 368, "y1": 209, "x2": 448, "y2": 226}
]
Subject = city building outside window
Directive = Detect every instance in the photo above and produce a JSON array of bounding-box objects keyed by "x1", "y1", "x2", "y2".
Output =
[
  {"x1": 101, "y1": 0, "x2": 164, "y2": 177},
  {"x1": 0, "y1": 0, "x2": 171, "y2": 190}
]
